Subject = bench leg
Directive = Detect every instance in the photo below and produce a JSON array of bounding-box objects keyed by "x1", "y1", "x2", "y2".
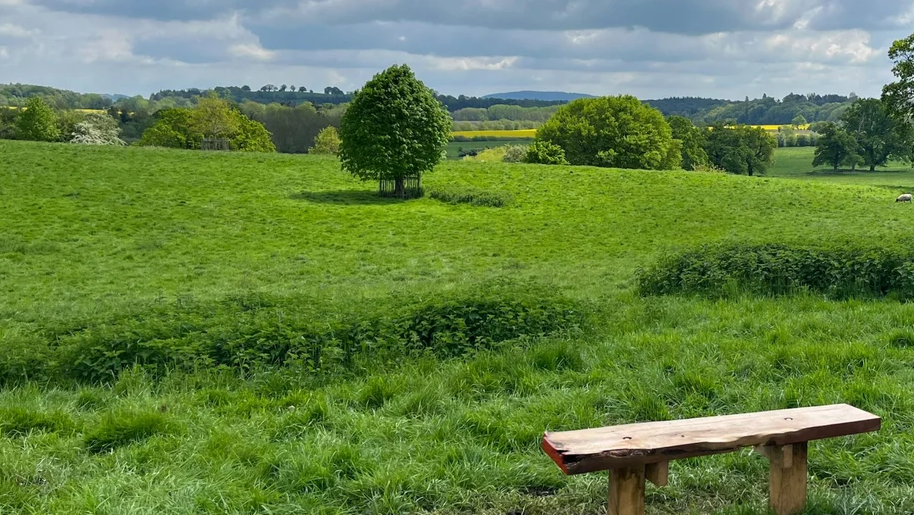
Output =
[
  {"x1": 608, "y1": 466, "x2": 646, "y2": 515},
  {"x1": 767, "y1": 442, "x2": 808, "y2": 515}
]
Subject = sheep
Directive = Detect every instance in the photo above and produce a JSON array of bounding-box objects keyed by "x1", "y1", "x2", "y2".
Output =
[{"x1": 897, "y1": 194, "x2": 913, "y2": 203}]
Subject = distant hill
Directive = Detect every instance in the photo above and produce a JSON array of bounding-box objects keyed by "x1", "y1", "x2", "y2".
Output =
[{"x1": 483, "y1": 91, "x2": 597, "y2": 101}]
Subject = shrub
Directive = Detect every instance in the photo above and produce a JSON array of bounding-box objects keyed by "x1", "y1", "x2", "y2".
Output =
[
  {"x1": 70, "y1": 113, "x2": 126, "y2": 146},
  {"x1": 536, "y1": 95, "x2": 679, "y2": 170},
  {"x1": 637, "y1": 241, "x2": 914, "y2": 300},
  {"x1": 309, "y1": 126, "x2": 341, "y2": 155},
  {"x1": 13, "y1": 281, "x2": 584, "y2": 383},
  {"x1": 501, "y1": 145, "x2": 528, "y2": 163},
  {"x1": 16, "y1": 97, "x2": 60, "y2": 142},
  {"x1": 525, "y1": 140, "x2": 568, "y2": 165},
  {"x1": 427, "y1": 185, "x2": 513, "y2": 207}
]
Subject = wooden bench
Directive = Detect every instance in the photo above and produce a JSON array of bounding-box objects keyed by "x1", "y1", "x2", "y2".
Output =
[{"x1": 542, "y1": 404, "x2": 880, "y2": 515}]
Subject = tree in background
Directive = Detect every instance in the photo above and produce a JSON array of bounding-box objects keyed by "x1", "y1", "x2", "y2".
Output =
[
  {"x1": 190, "y1": 95, "x2": 240, "y2": 141},
  {"x1": 524, "y1": 140, "x2": 568, "y2": 165},
  {"x1": 309, "y1": 126, "x2": 341, "y2": 155},
  {"x1": 339, "y1": 64, "x2": 451, "y2": 198},
  {"x1": 16, "y1": 97, "x2": 60, "y2": 142},
  {"x1": 536, "y1": 95, "x2": 681, "y2": 170},
  {"x1": 883, "y1": 33, "x2": 914, "y2": 124},
  {"x1": 840, "y1": 98, "x2": 912, "y2": 171},
  {"x1": 232, "y1": 116, "x2": 276, "y2": 152},
  {"x1": 791, "y1": 115, "x2": 808, "y2": 127},
  {"x1": 812, "y1": 122, "x2": 858, "y2": 171},
  {"x1": 705, "y1": 124, "x2": 777, "y2": 176},
  {"x1": 667, "y1": 116, "x2": 709, "y2": 170},
  {"x1": 70, "y1": 112, "x2": 126, "y2": 145},
  {"x1": 55, "y1": 110, "x2": 86, "y2": 143},
  {"x1": 138, "y1": 108, "x2": 200, "y2": 149}
]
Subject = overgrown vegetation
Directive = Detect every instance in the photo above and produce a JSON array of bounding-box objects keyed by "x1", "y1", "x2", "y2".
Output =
[{"x1": 638, "y1": 241, "x2": 914, "y2": 300}]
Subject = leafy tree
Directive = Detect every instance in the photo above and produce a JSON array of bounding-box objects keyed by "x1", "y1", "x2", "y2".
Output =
[
  {"x1": 280, "y1": 85, "x2": 288, "y2": 92},
  {"x1": 840, "y1": 98, "x2": 913, "y2": 171},
  {"x1": 667, "y1": 116, "x2": 709, "y2": 170},
  {"x1": 812, "y1": 122, "x2": 858, "y2": 171},
  {"x1": 190, "y1": 95, "x2": 240, "y2": 140},
  {"x1": 138, "y1": 108, "x2": 200, "y2": 149},
  {"x1": 55, "y1": 110, "x2": 86, "y2": 142},
  {"x1": 324, "y1": 86, "x2": 344, "y2": 96},
  {"x1": 70, "y1": 112, "x2": 126, "y2": 145},
  {"x1": 502, "y1": 144, "x2": 528, "y2": 163},
  {"x1": 339, "y1": 64, "x2": 451, "y2": 198},
  {"x1": 309, "y1": 126, "x2": 341, "y2": 155},
  {"x1": 536, "y1": 95, "x2": 680, "y2": 170},
  {"x1": 791, "y1": 114, "x2": 808, "y2": 127},
  {"x1": 0, "y1": 109, "x2": 19, "y2": 139},
  {"x1": 525, "y1": 140, "x2": 568, "y2": 165},
  {"x1": 705, "y1": 124, "x2": 777, "y2": 176},
  {"x1": 298, "y1": 86, "x2": 308, "y2": 93},
  {"x1": 16, "y1": 97, "x2": 60, "y2": 142},
  {"x1": 241, "y1": 85, "x2": 251, "y2": 92},
  {"x1": 883, "y1": 33, "x2": 914, "y2": 123},
  {"x1": 232, "y1": 115, "x2": 276, "y2": 152}
]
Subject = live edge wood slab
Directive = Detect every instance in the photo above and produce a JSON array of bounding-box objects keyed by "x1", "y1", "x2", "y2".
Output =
[{"x1": 542, "y1": 404, "x2": 880, "y2": 515}]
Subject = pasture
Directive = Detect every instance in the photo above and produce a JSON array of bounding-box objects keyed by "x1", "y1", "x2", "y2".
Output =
[
  {"x1": 768, "y1": 147, "x2": 914, "y2": 189},
  {"x1": 3, "y1": 140, "x2": 914, "y2": 514}
]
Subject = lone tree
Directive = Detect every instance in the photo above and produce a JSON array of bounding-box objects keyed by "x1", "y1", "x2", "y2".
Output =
[
  {"x1": 339, "y1": 64, "x2": 451, "y2": 198},
  {"x1": 535, "y1": 95, "x2": 681, "y2": 170},
  {"x1": 840, "y1": 98, "x2": 913, "y2": 171},
  {"x1": 812, "y1": 122, "x2": 858, "y2": 171},
  {"x1": 17, "y1": 97, "x2": 60, "y2": 142}
]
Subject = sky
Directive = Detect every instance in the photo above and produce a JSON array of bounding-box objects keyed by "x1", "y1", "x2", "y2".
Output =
[{"x1": 0, "y1": 0, "x2": 913, "y2": 100}]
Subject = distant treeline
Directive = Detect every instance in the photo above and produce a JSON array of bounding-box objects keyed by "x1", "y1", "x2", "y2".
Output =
[
  {"x1": 645, "y1": 93, "x2": 858, "y2": 125},
  {"x1": 149, "y1": 86, "x2": 568, "y2": 112}
]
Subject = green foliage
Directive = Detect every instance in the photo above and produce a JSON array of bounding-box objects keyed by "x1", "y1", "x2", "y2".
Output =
[
  {"x1": 232, "y1": 114, "x2": 276, "y2": 153},
  {"x1": 84, "y1": 410, "x2": 176, "y2": 453},
  {"x1": 791, "y1": 114, "x2": 808, "y2": 127},
  {"x1": 190, "y1": 95, "x2": 241, "y2": 140},
  {"x1": 427, "y1": 185, "x2": 514, "y2": 207},
  {"x1": 813, "y1": 122, "x2": 859, "y2": 171},
  {"x1": 16, "y1": 97, "x2": 60, "y2": 142},
  {"x1": 137, "y1": 108, "x2": 200, "y2": 149},
  {"x1": 70, "y1": 113, "x2": 126, "y2": 146},
  {"x1": 536, "y1": 95, "x2": 680, "y2": 170},
  {"x1": 339, "y1": 64, "x2": 452, "y2": 196},
  {"x1": 308, "y1": 126, "x2": 341, "y2": 155},
  {"x1": 137, "y1": 104, "x2": 274, "y2": 152},
  {"x1": 882, "y1": 33, "x2": 914, "y2": 123},
  {"x1": 668, "y1": 115, "x2": 709, "y2": 170},
  {"x1": 524, "y1": 140, "x2": 568, "y2": 165},
  {"x1": 55, "y1": 110, "x2": 86, "y2": 143},
  {"x1": 638, "y1": 241, "x2": 914, "y2": 300},
  {"x1": 0, "y1": 407, "x2": 74, "y2": 437},
  {"x1": 501, "y1": 144, "x2": 528, "y2": 163},
  {"x1": 705, "y1": 123, "x2": 777, "y2": 175},
  {"x1": 840, "y1": 98, "x2": 912, "y2": 171}
]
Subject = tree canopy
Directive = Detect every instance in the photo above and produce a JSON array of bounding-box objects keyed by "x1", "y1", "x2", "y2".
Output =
[
  {"x1": 338, "y1": 64, "x2": 451, "y2": 197},
  {"x1": 16, "y1": 97, "x2": 60, "y2": 142},
  {"x1": 668, "y1": 116, "x2": 709, "y2": 171},
  {"x1": 705, "y1": 124, "x2": 777, "y2": 176},
  {"x1": 70, "y1": 112, "x2": 126, "y2": 145},
  {"x1": 536, "y1": 95, "x2": 681, "y2": 170},
  {"x1": 840, "y1": 98, "x2": 912, "y2": 171},
  {"x1": 812, "y1": 122, "x2": 859, "y2": 171}
]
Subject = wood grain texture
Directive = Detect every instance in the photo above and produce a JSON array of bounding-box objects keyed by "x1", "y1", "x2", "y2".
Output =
[
  {"x1": 645, "y1": 461, "x2": 669, "y2": 487},
  {"x1": 608, "y1": 466, "x2": 645, "y2": 515},
  {"x1": 543, "y1": 404, "x2": 879, "y2": 475},
  {"x1": 769, "y1": 442, "x2": 808, "y2": 515}
]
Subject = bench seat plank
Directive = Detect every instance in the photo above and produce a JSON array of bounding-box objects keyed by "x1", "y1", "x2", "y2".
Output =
[{"x1": 543, "y1": 404, "x2": 880, "y2": 475}]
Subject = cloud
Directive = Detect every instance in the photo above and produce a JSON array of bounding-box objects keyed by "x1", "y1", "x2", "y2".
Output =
[{"x1": 0, "y1": 0, "x2": 908, "y2": 100}]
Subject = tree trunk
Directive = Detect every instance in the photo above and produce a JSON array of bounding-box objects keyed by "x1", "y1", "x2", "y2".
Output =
[
  {"x1": 870, "y1": 164, "x2": 876, "y2": 172},
  {"x1": 395, "y1": 176, "x2": 405, "y2": 199}
]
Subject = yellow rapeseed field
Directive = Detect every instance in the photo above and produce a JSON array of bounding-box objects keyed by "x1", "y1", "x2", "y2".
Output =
[{"x1": 451, "y1": 129, "x2": 537, "y2": 139}]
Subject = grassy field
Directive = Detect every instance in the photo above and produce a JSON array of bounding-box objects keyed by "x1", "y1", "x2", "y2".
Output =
[
  {"x1": 445, "y1": 139, "x2": 531, "y2": 160},
  {"x1": 768, "y1": 147, "x2": 914, "y2": 189},
  {"x1": 4, "y1": 140, "x2": 914, "y2": 513}
]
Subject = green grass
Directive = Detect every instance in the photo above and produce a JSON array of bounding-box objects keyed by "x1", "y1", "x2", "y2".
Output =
[
  {"x1": 768, "y1": 147, "x2": 914, "y2": 190},
  {"x1": 445, "y1": 139, "x2": 530, "y2": 160},
  {"x1": 4, "y1": 140, "x2": 914, "y2": 513}
]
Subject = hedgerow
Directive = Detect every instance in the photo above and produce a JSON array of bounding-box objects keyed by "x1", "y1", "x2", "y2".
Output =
[{"x1": 637, "y1": 241, "x2": 914, "y2": 300}]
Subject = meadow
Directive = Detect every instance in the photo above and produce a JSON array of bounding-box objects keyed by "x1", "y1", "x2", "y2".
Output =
[
  {"x1": 768, "y1": 147, "x2": 914, "y2": 188},
  {"x1": 4, "y1": 140, "x2": 914, "y2": 513}
]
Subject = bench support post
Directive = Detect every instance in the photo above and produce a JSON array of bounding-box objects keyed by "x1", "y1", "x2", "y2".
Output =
[
  {"x1": 764, "y1": 442, "x2": 808, "y2": 515},
  {"x1": 608, "y1": 466, "x2": 646, "y2": 515}
]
